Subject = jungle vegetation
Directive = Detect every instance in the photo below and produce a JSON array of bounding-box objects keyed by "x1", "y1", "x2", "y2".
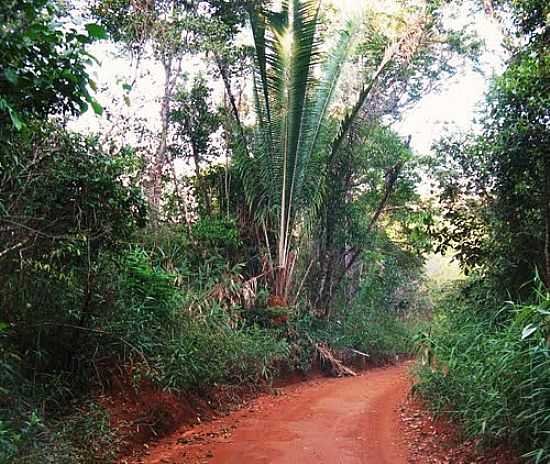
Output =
[{"x1": 0, "y1": 0, "x2": 548, "y2": 462}]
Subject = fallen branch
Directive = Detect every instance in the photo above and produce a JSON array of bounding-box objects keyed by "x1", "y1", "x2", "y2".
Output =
[
  {"x1": 349, "y1": 348, "x2": 370, "y2": 358},
  {"x1": 316, "y1": 343, "x2": 357, "y2": 377}
]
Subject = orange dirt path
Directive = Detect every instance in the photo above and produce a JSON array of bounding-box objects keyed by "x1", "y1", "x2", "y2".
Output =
[{"x1": 130, "y1": 364, "x2": 410, "y2": 464}]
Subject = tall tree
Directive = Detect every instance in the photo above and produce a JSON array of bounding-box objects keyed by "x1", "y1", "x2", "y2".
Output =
[
  {"x1": 242, "y1": 0, "x2": 359, "y2": 301},
  {"x1": 433, "y1": 0, "x2": 549, "y2": 292},
  {"x1": 92, "y1": 0, "x2": 249, "y2": 217},
  {"x1": 243, "y1": 0, "x2": 475, "y2": 302},
  {"x1": 313, "y1": 125, "x2": 430, "y2": 309},
  {"x1": 170, "y1": 75, "x2": 222, "y2": 215}
]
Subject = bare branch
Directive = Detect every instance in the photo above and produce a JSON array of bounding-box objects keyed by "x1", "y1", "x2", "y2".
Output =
[{"x1": 0, "y1": 241, "x2": 26, "y2": 260}]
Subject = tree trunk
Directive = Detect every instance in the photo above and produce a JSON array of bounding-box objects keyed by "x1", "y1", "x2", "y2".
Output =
[
  {"x1": 191, "y1": 142, "x2": 212, "y2": 215},
  {"x1": 169, "y1": 157, "x2": 192, "y2": 234},
  {"x1": 146, "y1": 54, "x2": 174, "y2": 221},
  {"x1": 215, "y1": 53, "x2": 246, "y2": 144}
]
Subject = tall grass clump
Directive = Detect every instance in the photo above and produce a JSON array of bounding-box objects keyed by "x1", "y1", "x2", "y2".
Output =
[
  {"x1": 414, "y1": 279, "x2": 550, "y2": 463},
  {"x1": 154, "y1": 315, "x2": 289, "y2": 391},
  {"x1": 96, "y1": 245, "x2": 290, "y2": 392}
]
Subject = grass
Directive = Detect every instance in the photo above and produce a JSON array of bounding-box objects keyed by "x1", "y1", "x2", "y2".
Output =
[{"x1": 413, "y1": 280, "x2": 550, "y2": 463}]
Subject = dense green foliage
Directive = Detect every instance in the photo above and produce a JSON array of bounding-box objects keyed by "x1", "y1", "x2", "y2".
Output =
[
  {"x1": 434, "y1": 43, "x2": 550, "y2": 292},
  {"x1": 240, "y1": 0, "x2": 451, "y2": 302},
  {"x1": 415, "y1": 281, "x2": 550, "y2": 462},
  {"x1": 311, "y1": 123, "x2": 431, "y2": 309},
  {"x1": 0, "y1": 0, "x2": 504, "y2": 462},
  {"x1": 416, "y1": 1, "x2": 550, "y2": 461},
  {"x1": 323, "y1": 243, "x2": 423, "y2": 360},
  {"x1": 432, "y1": 0, "x2": 549, "y2": 293},
  {"x1": 0, "y1": 225, "x2": 292, "y2": 462},
  {"x1": 0, "y1": 0, "x2": 104, "y2": 127}
]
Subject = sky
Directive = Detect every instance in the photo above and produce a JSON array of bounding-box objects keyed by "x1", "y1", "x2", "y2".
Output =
[
  {"x1": 395, "y1": 14, "x2": 506, "y2": 155},
  {"x1": 75, "y1": 0, "x2": 507, "y2": 164}
]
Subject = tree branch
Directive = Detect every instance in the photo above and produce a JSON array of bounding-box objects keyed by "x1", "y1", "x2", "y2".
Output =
[
  {"x1": 0, "y1": 241, "x2": 26, "y2": 260},
  {"x1": 328, "y1": 161, "x2": 404, "y2": 301}
]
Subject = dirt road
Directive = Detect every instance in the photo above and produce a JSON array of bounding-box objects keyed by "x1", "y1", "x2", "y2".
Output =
[{"x1": 133, "y1": 364, "x2": 410, "y2": 464}]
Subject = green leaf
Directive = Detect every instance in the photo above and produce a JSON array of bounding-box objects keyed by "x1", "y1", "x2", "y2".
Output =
[
  {"x1": 4, "y1": 68, "x2": 18, "y2": 85},
  {"x1": 75, "y1": 33, "x2": 90, "y2": 43},
  {"x1": 0, "y1": 322, "x2": 9, "y2": 332},
  {"x1": 0, "y1": 98, "x2": 22, "y2": 130},
  {"x1": 8, "y1": 108, "x2": 24, "y2": 130},
  {"x1": 89, "y1": 98, "x2": 103, "y2": 115},
  {"x1": 122, "y1": 83, "x2": 133, "y2": 92},
  {"x1": 521, "y1": 324, "x2": 538, "y2": 340},
  {"x1": 79, "y1": 101, "x2": 89, "y2": 113},
  {"x1": 85, "y1": 23, "x2": 108, "y2": 40}
]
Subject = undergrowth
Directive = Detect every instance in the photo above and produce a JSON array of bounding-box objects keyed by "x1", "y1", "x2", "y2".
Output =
[
  {"x1": 0, "y1": 235, "x2": 289, "y2": 463},
  {"x1": 325, "y1": 263, "x2": 427, "y2": 362},
  {"x1": 0, "y1": 221, "x2": 423, "y2": 463},
  {"x1": 414, "y1": 279, "x2": 550, "y2": 463}
]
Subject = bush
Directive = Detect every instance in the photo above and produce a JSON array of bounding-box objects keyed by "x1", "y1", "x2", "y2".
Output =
[
  {"x1": 331, "y1": 305, "x2": 415, "y2": 360},
  {"x1": 151, "y1": 307, "x2": 290, "y2": 392},
  {"x1": 285, "y1": 298, "x2": 419, "y2": 373},
  {"x1": 0, "y1": 404, "x2": 120, "y2": 464},
  {"x1": 322, "y1": 254, "x2": 424, "y2": 362},
  {"x1": 106, "y1": 238, "x2": 289, "y2": 393},
  {"x1": 1, "y1": 321, "x2": 120, "y2": 463},
  {"x1": 414, "y1": 280, "x2": 550, "y2": 462}
]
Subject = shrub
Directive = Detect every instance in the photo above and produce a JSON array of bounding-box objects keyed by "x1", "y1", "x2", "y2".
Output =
[
  {"x1": 331, "y1": 305, "x2": 415, "y2": 360},
  {"x1": 322, "y1": 255, "x2": 423, "y2": 361},
  {"x1": 0, "y1": 404, "x2": 120, "y2": 464},
  {"x1": 151, "y1": 306, "x2": 290, "y2": 392}
]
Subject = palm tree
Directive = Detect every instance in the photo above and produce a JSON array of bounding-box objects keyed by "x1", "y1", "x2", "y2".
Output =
[{"x1": 241, "y1": 0, "x2": 397, "y2": 302}]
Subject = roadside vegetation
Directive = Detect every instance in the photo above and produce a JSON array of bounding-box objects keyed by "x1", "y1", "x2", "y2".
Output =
[
  {"x1": 415, "y1": 279, "x2": 550, "y2": 462},
  {"x1": 0, "y1": 0, "x2": 547, "y2": 462},
  {"x1": 414, "y1": 0, "x2": 550, "y2": 461}
]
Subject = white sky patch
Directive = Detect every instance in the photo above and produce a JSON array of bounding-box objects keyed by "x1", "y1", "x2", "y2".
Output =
[{"x1": 394, "y1": 12, "x2": 506, "y2": 155}]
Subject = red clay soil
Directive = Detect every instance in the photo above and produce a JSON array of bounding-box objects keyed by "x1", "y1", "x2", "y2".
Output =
[
  {"x1": 101, "y1": 375, "x2": 259, "y2": 457},
  {"x1": 123, "y1": 364, "x2": 409, "y2": 464},
  {"x1": 399, "y1": 397, "x2": 522, "y2": 464},
  {"x1": 121, "y1": 364, "x2": 521, "y2": 464}
]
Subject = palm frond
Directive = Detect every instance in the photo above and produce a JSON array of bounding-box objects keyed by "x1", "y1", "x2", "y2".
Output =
[
  {"x1": 329, "y1": 39, "x2": 401, "y2": 159},
  {"x1": 244, "y1": 0, "x2": 363, "y2": 298},
  {"x1": 292, "y1": 19, "x2": 357, "y2": 214}
]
